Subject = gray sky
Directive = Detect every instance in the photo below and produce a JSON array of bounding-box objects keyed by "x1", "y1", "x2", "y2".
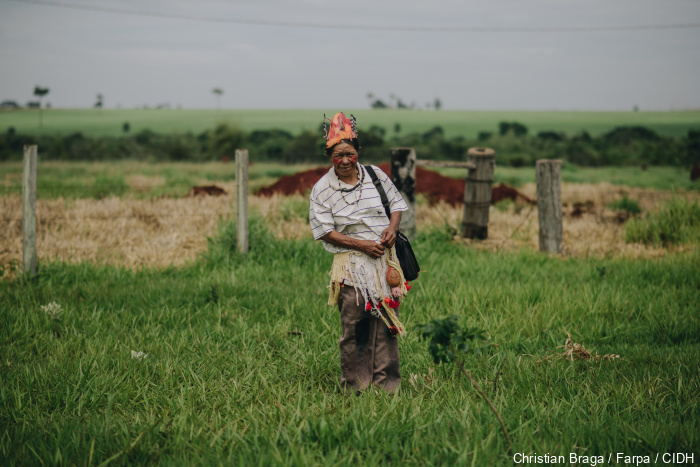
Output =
[{"x1": 2, "y1": 0, "x2": 700, "y2": 110}]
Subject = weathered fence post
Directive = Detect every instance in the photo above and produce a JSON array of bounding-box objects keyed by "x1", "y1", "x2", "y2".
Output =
[
  {"x1": 462, "y1": 147, "x2": 495, "y2": 239},
  {"x1": 235, "y1": 149, "x2": 249, "y2": 254},
  {"x1": 23, "y1": 145, "x2": 38, "y2": 276},
  {"x1": 536, "y1": 159, "x2": 563, "y2": 254},
  {"x1": 390, "y1": 148, "x2": 416, "y2": 240}
]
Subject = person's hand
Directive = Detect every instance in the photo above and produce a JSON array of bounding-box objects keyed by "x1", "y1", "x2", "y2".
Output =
[
  {"x1": 358, "y1": 240, "x2": 385, "y2": 259},
  {"x1": 380, "y1": 227, "x2": 397, "y2": 248}
]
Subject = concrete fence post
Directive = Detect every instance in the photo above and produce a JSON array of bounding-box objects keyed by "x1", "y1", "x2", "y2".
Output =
[
  {"x1": 235, "y1": 149, "x2": 249, "y2": 254},
  {"x1": 536, "y1": 159, "x2": 563, "y2": 254},
  {"x1": 462, "y1": 147, "x2": 495, "y2": 239},
  {"x1": 390, "y1": 147, "x2": 416, "y2": 240},
  {"x1": 23, "y1": 145, "x2": 38, "y2": 276}
]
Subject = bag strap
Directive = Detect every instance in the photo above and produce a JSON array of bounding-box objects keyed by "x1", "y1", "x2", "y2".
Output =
[{"x1": 364, "y1": 165, "x2": 391, "y2": 220}]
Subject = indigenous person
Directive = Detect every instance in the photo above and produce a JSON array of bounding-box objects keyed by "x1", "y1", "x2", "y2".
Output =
[{"x1": 309, "y1": 112, "x2": 412, "y2": 395}]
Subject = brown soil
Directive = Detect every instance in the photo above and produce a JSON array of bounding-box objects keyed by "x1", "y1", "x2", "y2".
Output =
[
  {"x1": 189, "y1": 185, "x2": 227, "y2": 196},
  {"x1": 257, "y1": 167, "x2": 330, "y2": 197},
  {"x1": 691, "y1": 164, "x2": 700, "y2": 182},
  {"x1": 257, "y1": 164, "x2": 531, "y2": 206}
]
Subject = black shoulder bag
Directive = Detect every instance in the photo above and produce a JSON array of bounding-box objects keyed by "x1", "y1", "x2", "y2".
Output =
[{"x1": 364, "y1": 165, "x2": 420, "y2": 282}]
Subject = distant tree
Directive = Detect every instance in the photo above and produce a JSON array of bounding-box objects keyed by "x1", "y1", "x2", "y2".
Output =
[
  {"x1": 537, "y1": 131, "x2": 565, "y2": 142},
  {"x1": 499, "y1": 121, "x2": 528, "y2": 137},
  {"x1": 0, "y1": 100, "x2": 20, "y2": 110},
  {"x1": 366, "y1": 92, "x2": 375, "y2": 107},
  {"x1": 434, "y1": 98, "x2": 442, "y2": 111},
  {"x1": 511, "y1": 122, "x2": 528, "y2": 136},
  {"x1": 122, "y1": 122, "x2": 130, "y2": 133},
  {"x1": 33, "y1": 85, "x2": 49, "y2": 128},
  {"x1": 94, "y1": 93, "x2": 104, "y2": 109},
  {"x1": 212, "y1": 88, "x2": 223, "y2": 110},
  {"x1": 370, "y1": 99, "x2": 388, "y2": 109},
  {"x1": 477, "y1": 131, "x2": 492, "y2": 142}
]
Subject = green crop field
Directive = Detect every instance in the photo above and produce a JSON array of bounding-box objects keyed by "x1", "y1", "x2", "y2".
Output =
[{"x1": 2, "y1": 108, "x2": 699, "y2": 138}]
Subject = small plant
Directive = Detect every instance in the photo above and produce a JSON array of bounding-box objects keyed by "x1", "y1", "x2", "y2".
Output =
[
  {"x1": 608, "y1": 195, "x2": 641, "y2": 215},
  {"x1": 40, "y1": 301, "x2": 64, "y2": 337},
  {"x1": 40, "y1": 301, "x2": 62, "y2": 319},
  {"x1": 131, "y1": 350, "x2": 148, "y2": 360},
  {"x1": 417, "y1": 316, "x2": 511, "y2": 453}
]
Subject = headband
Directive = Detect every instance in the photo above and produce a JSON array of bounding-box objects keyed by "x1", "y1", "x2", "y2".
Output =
[{"x1": 323, "y1": 112, "x2": 358, "y2": 148}]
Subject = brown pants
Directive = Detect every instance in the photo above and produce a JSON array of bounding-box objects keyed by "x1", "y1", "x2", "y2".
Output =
[{"x1": 338, "y1": 286, "x2": 400, "y2": 395}]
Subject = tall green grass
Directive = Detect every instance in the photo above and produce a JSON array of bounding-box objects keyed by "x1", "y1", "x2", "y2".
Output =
[
  {"x1": 626, "y1": 198, "x2": 700, "y2": 246},
  {"x1": 1, "y1": 220, "x2": 698, "y2": 465}
]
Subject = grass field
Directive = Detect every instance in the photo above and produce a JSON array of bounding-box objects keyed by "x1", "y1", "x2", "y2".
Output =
[
  {"x1": 1, "y1": 220, "x2": 698, "y2": 465},
  {"x1": 2, "y1": 108, "x2": 700, "y2": 138},
  {"x1": 1, "y1": 162, "x2": 699, "y2": 465},
  {"x1": 1, "y1": 161, "x2": 697, "y2": 200}
]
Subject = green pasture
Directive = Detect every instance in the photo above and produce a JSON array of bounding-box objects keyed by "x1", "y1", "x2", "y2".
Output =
[
  {"x1": 1, "y1": 161, "x2": 697, "y2": 200},
  {"x1": 1, "y1": 217, "x2": 699, "y2": 465},
  {"x1": 2, "y1": 108, "x2": 699, "y2": 138}
]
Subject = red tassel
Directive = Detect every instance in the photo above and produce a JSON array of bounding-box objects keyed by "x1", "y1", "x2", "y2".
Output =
[
  {"x1": 388, "y1": 299, "x2": 400, "y2": 309},
  {"x1": 389, "y1": 326, "x2": 399, "y2": 336},
  {"x1": 365, "y1": 301, "x2": 372, "y2": 311}
]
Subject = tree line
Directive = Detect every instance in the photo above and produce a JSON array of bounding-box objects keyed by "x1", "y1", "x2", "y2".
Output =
[{"x1": 1, "y1": 121, "x2": 698, "y2": 168}]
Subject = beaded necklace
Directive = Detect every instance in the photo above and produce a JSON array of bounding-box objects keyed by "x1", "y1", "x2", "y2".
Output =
[{"x1": 337, "y1": 166, "x2": 364, "y2": 206}]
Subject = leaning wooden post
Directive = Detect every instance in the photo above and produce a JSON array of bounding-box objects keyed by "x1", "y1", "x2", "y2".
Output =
[
  {"x1": 462, "y1": 147, "x2": 495, "y2": 239},
  {"x1": 390, "y1": 148, "x2": 416, "y2": 240},
  {"x1": 536, "y1": 159, "x2": 563, "y2": 254},
  {"x1": 235, "y1": 149, "x2": 249, "y2": 254},
  {"x1": 23, "y1": 145, "x2": 38, "y2": 276}
]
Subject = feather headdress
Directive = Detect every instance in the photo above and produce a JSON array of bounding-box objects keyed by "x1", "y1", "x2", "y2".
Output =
[{"x1": 324, "y1": 112, "x2": 358, "y2": 148}]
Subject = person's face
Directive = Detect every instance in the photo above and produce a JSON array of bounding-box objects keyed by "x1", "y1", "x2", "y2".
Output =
[{"x1": 329, "y1": 142, "x2": 358, "y2": 179}]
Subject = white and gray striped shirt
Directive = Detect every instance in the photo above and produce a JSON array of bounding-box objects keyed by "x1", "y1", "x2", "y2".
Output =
[{"x1": 309, "y1": 165, "x2": 408, "y2": 253}]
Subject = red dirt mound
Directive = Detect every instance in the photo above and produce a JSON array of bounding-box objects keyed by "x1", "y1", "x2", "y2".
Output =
[
  {"x1": 256, "y1": 167, "x2": 330, "y2": 197},
  {"x1": 257, "y1": 164, "x2": 530, "y2": 206}
]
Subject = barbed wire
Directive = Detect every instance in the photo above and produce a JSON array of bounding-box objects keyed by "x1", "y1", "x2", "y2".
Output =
[{"x1": 8, "y1": 0, "x2": 700, "y2": 33}]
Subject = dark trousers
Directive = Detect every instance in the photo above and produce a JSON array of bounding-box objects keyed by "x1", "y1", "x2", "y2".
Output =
[{"x1": 338, "y1": 286, "x2": 401, "y2": 395}]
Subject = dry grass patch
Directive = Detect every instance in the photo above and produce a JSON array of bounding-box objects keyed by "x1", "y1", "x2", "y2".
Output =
[
  {"x1": 1, "y1": 194, "x2": 235, "y2": 269},
  {"x1": 534, "y1": 331, "x2": 621, "y2": 363},
  {"x1": 2, "y1": 182, "x2": 698, "y2": 273}
]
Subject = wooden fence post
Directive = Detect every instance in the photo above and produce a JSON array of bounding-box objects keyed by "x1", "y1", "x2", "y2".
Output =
[
  {"x1": 23, "y1": 145, "x2": 38, "y2": 276},
  {"x1": 235, "y1": 149, "x2": 249, "y2": 254},
  {"x1": 536, "y1": 159, "x2": 563, "y2": 254},
  {"x1": 390, "y1": 148, "x2": 416, "y2": 240},
  {"x1": 462, "y1": 147, "x2": 495, "y2": 239}
]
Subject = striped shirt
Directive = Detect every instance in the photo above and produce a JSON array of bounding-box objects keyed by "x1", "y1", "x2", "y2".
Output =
[{"x1": 309, "y1": 165, "x2": 408, "y2": 253}]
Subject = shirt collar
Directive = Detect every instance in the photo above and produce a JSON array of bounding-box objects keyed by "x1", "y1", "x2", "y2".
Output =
[{"x1": 328, "y1": 164, "x2": 365, "y2": 191}]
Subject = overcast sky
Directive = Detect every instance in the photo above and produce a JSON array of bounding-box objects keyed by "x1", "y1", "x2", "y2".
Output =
[{"x1": 2, "y1": 0, "x2": 699, "y2": 111}]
